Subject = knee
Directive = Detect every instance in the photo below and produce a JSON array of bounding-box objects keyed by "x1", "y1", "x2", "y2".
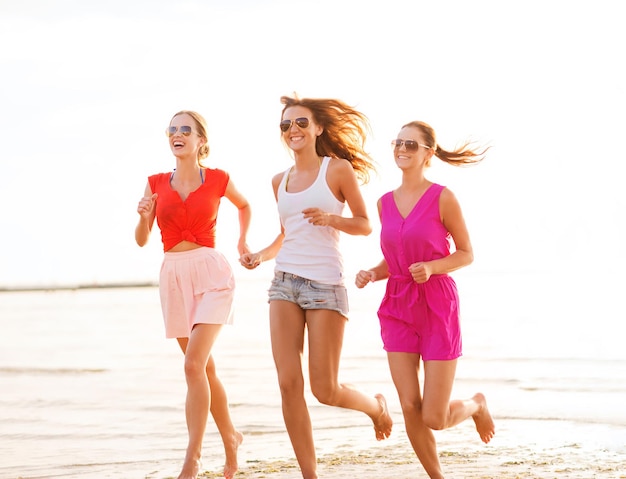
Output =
[
  {"x1": 184, "y1": 356, "x2": 207, "y2": 379},
  {"x1": 399, "y1": 398, "x2": 445, "y2": 429},
  {"x1": 310, "y1": 380, "x2": 337, "y2": 406},
  {"x1": 277, "y1": 375, "x2": 305, "y2": 399},
  {"x1": 399, "y1": 397, "x2": 421, "y2": 418},
  {"x1": 422, "y1": 410, "x2": 446, "y2": 431}
]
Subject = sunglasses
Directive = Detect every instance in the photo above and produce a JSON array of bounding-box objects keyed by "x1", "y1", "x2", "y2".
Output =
[
  {"x1": 166, "y1": 125, "x2": 195, "y2": 137},
  {"x1": 279, "y1": 117, "x2": 310, "y2": 132},
  {"x1": 391, "y1": 139, "x2": 432, "y2": 152}
]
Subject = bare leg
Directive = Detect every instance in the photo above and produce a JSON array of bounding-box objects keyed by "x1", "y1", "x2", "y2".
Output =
[
  {"x1": 422, "y1": 361, "x2": 495, "y2": 443},
  {"x1": 176, "y1": 324, "x2": 223, "y2": 479},
  {"x1": 388, "y1": 352, "x2": 443, "y2": 479},
  {"x1": 205, "y1": 356, "x2": 243, "y2": 479},
  {"x1": 269, "y1": 300, "x2": 317, "y2": 479},
  {"x1": 177, "y1": 340, "x2": 243, "y2": 479},
  {"x1": 449, "y1": 393, "x2": 495, "y2": 443},
  {"x1": 306, "y1": 309, "x2": 393, "y2": 440}
]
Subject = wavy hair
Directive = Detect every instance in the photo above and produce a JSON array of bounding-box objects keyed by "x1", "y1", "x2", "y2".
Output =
[
  {"x1": 403, "y1": 120, "x2": 489, "y2": 167},
  {"x1": 281, "y1": 95, "x2": 376, "y2": 184},
  {"x1": 170, "y1": 110, "x2": 210, "y2": 165}
]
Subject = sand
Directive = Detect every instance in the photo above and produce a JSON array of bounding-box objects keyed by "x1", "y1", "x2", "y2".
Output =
[
  {"x1": 192, "y1": 419, "x2": 626, "y2": 479},
  {"x1": 195, "y1": 444, "x2": 625, "y2": 479}
]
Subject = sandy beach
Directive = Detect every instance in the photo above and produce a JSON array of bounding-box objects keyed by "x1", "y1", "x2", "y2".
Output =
[
  {"x1": 185, "y1": 418, "x2": 626, "y2": 479},
  {"x1": 194, "y1": 440, "x2": 626, "y2": 479},
  {"x1": 196, "y1": 448, "x2": 626, "y2": 479}
]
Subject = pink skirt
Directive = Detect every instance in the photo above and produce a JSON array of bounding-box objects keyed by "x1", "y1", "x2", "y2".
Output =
[{"x1": 159, "y1": 247, "x2": 235, "y2": 338}]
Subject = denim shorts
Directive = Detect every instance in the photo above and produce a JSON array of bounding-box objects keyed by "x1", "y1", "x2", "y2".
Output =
[{"x1": 268, "y1": 271, "x2": 349, "y2": 318}]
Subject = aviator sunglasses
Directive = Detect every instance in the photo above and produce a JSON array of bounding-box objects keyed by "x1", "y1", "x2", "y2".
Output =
[
  {"x1": 166, "y1": 125, "x2": 195, "y2": 137},
  {"x1": 391, "y1": 139, "x2": 432, "y2": 152},
  {"x1": 279, "y1": 117, "x2": 310, "y2": 132}
]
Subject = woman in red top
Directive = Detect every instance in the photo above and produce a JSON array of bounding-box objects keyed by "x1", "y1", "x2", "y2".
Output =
[{"x1": 135, "y1": 110, "x2": 251, "y2": 479}]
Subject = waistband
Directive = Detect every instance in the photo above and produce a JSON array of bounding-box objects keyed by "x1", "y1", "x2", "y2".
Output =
[
  {"x1": 275, "y1": 271, "x2": 312, "y2": 282},
  {"x1": 163, "y1": 246, "x2": 219, "y2": 261},
  {"x1": 389, "y1": 273, "x2": 448, "y2": 281}
]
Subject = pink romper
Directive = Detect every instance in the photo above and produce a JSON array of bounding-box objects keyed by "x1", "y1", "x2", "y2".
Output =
[{"x1": 377, "y1": 183, "x2": 462, "y2": 361}]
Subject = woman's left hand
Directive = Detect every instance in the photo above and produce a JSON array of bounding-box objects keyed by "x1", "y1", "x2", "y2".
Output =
[
  {"x1": 409, "y1": 262, "x2": 432, "y2": 284},
  {"x1": 302, "y1": 208, "x2": 331, "y2": 227}
]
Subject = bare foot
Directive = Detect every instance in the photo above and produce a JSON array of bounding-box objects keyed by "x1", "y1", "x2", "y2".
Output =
[
  {"x1": 372, "y1": 394, "x2": 393, "y2": 441},
  {"x1": 223, "y1": 430, "x2": 243, "y2": 479},
  {"x1": 472, "y1": 393, "x2": 495, "y2": 444},
  {"x1": 177, "y1": 457, "x2": 202, "y2": 479}
]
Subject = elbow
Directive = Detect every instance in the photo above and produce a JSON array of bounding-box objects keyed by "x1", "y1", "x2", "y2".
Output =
[
  {"x1": 239, "y1": 204, "x2": 252, "y2": 223},
  {"x1": 358, "y1": 217, "x2": 372, "y2": 236},
  {"x1": 135, "y1": 232, "x2": 148, "y2": 247}
]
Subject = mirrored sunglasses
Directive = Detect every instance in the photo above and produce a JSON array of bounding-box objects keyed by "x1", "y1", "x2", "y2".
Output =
[
  {"x1": 280, "y1": 117, "x2": 310, "y2": 132},
  {"x1": 391, "y1": 139, "x2": 431, "y2": 152},
  {"x1": 166, "y1": 125, "x2": 194, "y2": 137}
]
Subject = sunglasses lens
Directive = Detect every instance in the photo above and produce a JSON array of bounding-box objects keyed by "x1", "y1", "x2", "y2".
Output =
[
  {"x1": 280, "y1": 118, "x2": 310, "y2": 132},
  {"x1": 392, "y1": 139, "x2": 419, "y2": 151},
  {"x1": 405, "y1": 140, "x2": 418, "y2": 151},
  {"x1": 166, "y1": 126, "x2": 194, "y2": 137},
  {"x1": 295, "y1": 118, "x2": 309, "y2": 128}
]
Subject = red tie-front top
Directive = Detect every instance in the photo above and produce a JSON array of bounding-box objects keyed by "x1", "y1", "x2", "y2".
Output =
[{"x1": 148, "y1": 168, "x2": 229, "y2": 252}]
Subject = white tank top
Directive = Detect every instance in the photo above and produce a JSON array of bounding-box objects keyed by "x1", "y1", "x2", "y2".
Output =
[{"x1": 275, "y1": 156, "x2": 345, "y2": 285}]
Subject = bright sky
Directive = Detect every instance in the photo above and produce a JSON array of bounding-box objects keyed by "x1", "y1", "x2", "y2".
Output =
[{"x1": 1, "y1": 0, "x2": 624, "y2": 288}]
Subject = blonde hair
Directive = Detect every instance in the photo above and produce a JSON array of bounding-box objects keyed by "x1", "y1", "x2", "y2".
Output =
[
  {"x1": 170, "y1": 110, "x2": 210, "y2": 166},
  {"x1": 403, "y1": 120, "x2": 489, "y2": 167},
  {"x1": 281, "y1": 95, "x2": 376, "y2": 184}
]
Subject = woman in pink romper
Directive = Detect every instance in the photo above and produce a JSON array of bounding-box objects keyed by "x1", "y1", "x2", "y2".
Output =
[{"x1": 356, "y1": 121, "x2": 495, "y2": 479}]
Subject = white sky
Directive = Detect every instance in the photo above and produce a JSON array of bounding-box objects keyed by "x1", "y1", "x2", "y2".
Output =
[{"x1": 0, "y1": 0, "x2": 624, "y2": 287}]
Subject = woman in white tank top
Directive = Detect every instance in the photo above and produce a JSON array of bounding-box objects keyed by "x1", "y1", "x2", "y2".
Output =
[{"x1": 241, "y1": 95, "x2": 393, "y2": 479}]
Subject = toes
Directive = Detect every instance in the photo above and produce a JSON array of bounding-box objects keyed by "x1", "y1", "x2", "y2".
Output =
[{"x1": 373, "y1": 394, "x2": 393, "y2": 440}]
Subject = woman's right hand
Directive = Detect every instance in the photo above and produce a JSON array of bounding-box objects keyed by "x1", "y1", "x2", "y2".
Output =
[
  {"x1": 355, "y1": 269, "x2": 376, "y2": 288},
  {"x1": 137, "y1": 193, "x2": 158, "y2": 219}
]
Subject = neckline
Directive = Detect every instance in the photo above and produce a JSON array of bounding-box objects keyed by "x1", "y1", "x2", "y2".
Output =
[
  {"x1": 391, "y1": 183, "x2": 435, "y2": 220},
  {"x1": 169, "y1": 168, "x2": 205, "y2": 202},
  {"x1": 169, "y1": 168, "x2": 204, "y2": 186},
  {"x1": 285, "y1": 156, "x2": 324, "y2": 192}
]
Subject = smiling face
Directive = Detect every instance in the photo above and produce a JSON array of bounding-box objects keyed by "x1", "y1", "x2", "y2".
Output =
[
  {"x1": 281, "y1": 105, "x2": 322, "y2": 153},
  {"x1": 394, "y1": 125, "x2": 434, "y2": 171},
  {"x1": 168, "y1": 113, "x2": 206, "y2": 159}
]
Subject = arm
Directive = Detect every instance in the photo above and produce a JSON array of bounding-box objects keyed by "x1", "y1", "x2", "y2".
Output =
[
  {"x1": 355, "y1": 198, "x2": 389, "y2": 288},
  {"x1": 302, "y1": 158, "x2": 371, "y2": 236},
  {"x1": 240, "y1": 231, "x2": 284, "y2": 269},
  {"x1": 240, "y1": 172, "x2": 284, "y2": 269},
  {"x1": 355, "y1": 258, "x2": 390, "y2": 288},
  {"x1": 408, "y1": 188, "x2": 474, "y2": 283},
  {"x1": 135, "y1": 182, "x2": 157, "y2": 247},
  {"x1": 224, "y1": 178, "x2": 252, "y2": 257}
]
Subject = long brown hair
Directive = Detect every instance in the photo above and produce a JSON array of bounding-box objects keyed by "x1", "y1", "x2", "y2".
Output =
[
  {"x1": 281, "y1": 95, "x2": 376, "y2": 184},
  {"x1": 403, "y1": 120, "x2": 489, "y2": 167}
]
